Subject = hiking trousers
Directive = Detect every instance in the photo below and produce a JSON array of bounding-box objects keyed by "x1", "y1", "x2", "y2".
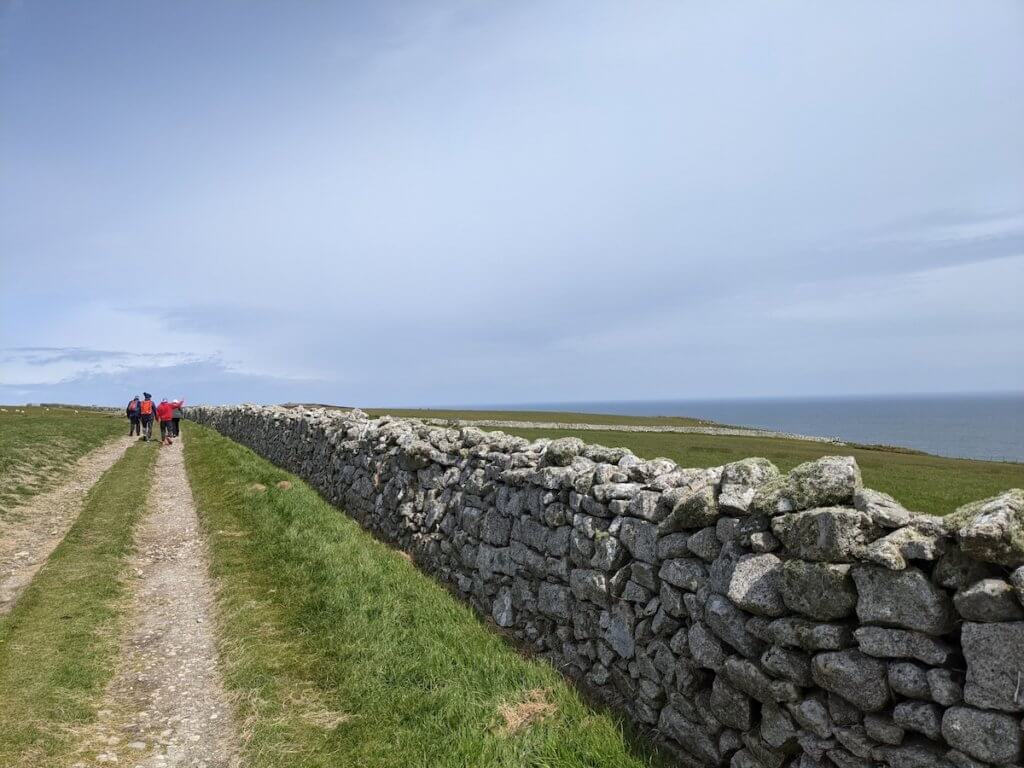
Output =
[
  {"x1": 129, "y1": 416, "x2": 140, "y2": 436},
  {"x1": 141, "y1": 415, "x2": 153, "y2": 440}
]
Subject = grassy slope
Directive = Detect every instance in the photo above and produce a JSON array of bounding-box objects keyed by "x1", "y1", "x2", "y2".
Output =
[
  {"x1": 0, "y1": 406, "x2": 124, "y2": 514},
  {"x1": 498, "y1": 427, "x2": 1023, "y2": 516},
  {"x1": 364, "y1": 408, "x2": 717, "y2": 427},
  {"x1": 183, "y1": 422, "x2": 669, "y2": 768},
  {"x1": 0, "y1": 441, "x2": 158, "y2": 767}
]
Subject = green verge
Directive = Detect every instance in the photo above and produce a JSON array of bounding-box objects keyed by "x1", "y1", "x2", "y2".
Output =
[
  {"x1": 363, "y1": 407, "x2": 718, "y2": 428},
  {"x1": 499, "y1": 427, "x2": 1024, "y2": 516},
  {"x1": 182, "y1": 422, "x2": 671, "y2": 768},
  {"x1": 0, "y1": 406, "x2": 125, "y2": 515},
  {"x1": 0, "y1": 441, "x2": 158, "y2": 767}
]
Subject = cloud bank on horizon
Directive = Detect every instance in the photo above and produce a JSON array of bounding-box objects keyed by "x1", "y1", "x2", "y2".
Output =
[{"x1": 2, "y1": 1, "x2": 1022, "y2": 406}]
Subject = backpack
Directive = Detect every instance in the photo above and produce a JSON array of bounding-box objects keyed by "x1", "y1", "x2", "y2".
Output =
[
  {"x1": 140, "y1": 399, "x2": 154, "y2": 416},
  {"x1": 127, "y1": 399, "x2": 139, "y2": 415}
]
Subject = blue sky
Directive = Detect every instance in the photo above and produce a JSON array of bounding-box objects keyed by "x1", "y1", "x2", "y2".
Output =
[{"x1": 2, "y1": 1, "x2": 1022, "y2": 406}]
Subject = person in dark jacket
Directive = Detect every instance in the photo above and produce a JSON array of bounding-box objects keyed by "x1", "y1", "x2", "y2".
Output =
[
  {"x1": 171, "y1": 399, "x2": 184, "y2": 437},
  {"x1": 126, "y1": 395, "x2": 141, "y2": 436}
]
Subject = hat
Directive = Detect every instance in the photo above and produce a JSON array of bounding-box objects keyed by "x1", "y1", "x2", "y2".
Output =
[
  {"x1": 134, "y1": 394, "x2": 140, "y2": 400},
  {"x1": 143, "y1": 392, "x2": 151, "y2": 398}
]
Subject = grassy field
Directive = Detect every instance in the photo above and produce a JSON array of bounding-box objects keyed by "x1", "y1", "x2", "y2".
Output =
[
  {"x1": 0, "y1": 406, "x2": 124, "y2": 514},
  {"x1": 494, "y1": 426, "x2": 1023, "y2": 516},
  {"x1": 0, "y1": 441, "x2": 158, "y2": 767},
  {"x1": 361, "y1": 407, "x2": 718, "y2": 428},
  {"x1": 183, "y1": 422, "x2": 671, "y2": 768}
]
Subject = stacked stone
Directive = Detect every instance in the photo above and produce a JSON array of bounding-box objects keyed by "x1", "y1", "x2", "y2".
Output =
[{"x1": 188, "y1": 405, "x2": 1024, "y2": 768}]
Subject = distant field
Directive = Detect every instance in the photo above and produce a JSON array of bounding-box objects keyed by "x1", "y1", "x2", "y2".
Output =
[
  {"x1": 357, "y1": 407, "x2": 1024, "y2": 514},
  {"x1": 362, "y1": 408, "x2": 720, "y2": 428},
  {"x1": 0, "y1": 406, "x2": 124, "y2": 513},
  {"x1": 494, "y1": 426, "x2": 1021, "y2": 516}
]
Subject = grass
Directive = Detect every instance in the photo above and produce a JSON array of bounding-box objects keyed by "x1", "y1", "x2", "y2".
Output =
[
  {"x1": 0, "y1": 406, "x2": 125, "y2": 514},
  {"x1": 364, "y1": 407, "x2": 718, "y2": 428},
  {"x1": 0, "y1": 441, "x2": 158, "y2": 767},
  {"x1": 182, "y1": 421, "x2": 671, "y2": 768},
  {"x1": 495, "y1": 427, "x2": 1024, "y2": 516}
]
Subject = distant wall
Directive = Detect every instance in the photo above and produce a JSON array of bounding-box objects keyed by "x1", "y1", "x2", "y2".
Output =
[{"x1": 189, "y1": 405, "x2": 1024, "y2": 768}]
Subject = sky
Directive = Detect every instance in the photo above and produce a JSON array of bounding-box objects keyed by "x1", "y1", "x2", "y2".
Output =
[{"x1": 1, "y1": 1, "x2": 1023, "y2": 407}]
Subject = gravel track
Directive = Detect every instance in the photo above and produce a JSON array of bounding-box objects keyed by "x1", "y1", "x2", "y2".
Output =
[
  {"x1": 0, "y1": 436, "x2": 134, "y2": 615},
  {"x1": 79, "y1": 438, "x2": 238, "y2": 768}
]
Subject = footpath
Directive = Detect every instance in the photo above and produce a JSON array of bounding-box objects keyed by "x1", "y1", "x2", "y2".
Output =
[
  {"x1": 75, "y1": 437, "x2": 238, "y2": 767},
  {"x1": 0, "y1": 436, "x2": 134, "y2": 615}
]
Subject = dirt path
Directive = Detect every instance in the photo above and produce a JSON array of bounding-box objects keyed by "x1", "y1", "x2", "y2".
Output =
[
  {"x1": 79, "y1": 438, "x2": 238, "y2": 768},
  {"x1": 0, "y1": 436, "x2": 134, "y2": 615}
]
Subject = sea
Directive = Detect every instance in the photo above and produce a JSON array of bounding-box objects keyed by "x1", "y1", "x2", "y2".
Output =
[{"x1": 477, "y1": 393, "x2": 1024, "y2": 463}]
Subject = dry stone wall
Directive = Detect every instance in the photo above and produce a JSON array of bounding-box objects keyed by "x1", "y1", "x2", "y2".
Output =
[{"x1": 188, "y1": 405, "x2": 1024, "y2": 768}]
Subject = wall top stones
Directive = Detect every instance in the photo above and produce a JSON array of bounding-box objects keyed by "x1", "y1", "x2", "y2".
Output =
[{"x1": 189, "y1": 404, "x2": 1024, "y2": 768}]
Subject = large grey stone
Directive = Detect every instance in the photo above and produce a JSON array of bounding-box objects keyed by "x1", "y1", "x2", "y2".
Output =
[
  {"x1": 492, "y1": 589, "x2": 514, "y2": 627},
  {"x1": 786, "y1": 691, "x2": 832, "y2": 738},
  {"x1": 537, "y1": 582, "x2": 570, "y2": 620},
  {"x1": 657, "y1": 705, "x2": 720, "y2": 765},
  {"x1": 941, "y1": 706, "x2": 1023, "y2": 765},
  {"x1": 872, "y1": 738, "x2": 956, "y2": 768},
  {"x1": 722, "y1": 656, "x2": 799, "y2": 704},
  {"x1": 892, "y1": 700, "x2": 942, "y2": 740},
  {"x1": 480, "y1": 510, "x2": 512, "y2": 545},
  {"x1": 771, "y1": 508, "x2": 880, "y2": 562},
  {"x1": 705, "y1": 593, "x2": 766, "y2": 658},
  {"x1": 950, "y1": 488, "x2": 1024, "y2": 567},
  {"x1": 854, "y1": 626, "x2": 953, "y2": 665},
  {"x1": 863, "y1": 713, "x2": 903, "y2": 746},
  {"x1": 926, "y1": 668, "x2": 962, "y2": 706},
  {"x1": 657, "y1": 532, "x2": 691, "y2": 560},
  {"x1": 718, "y1": 458, "x2": 780, "y2": 515},
  {"x1": 961, "y1": 621, "x2": 1024, "y2": 712},
  {"x1": 726, "y1": 553, "x2": 785, "y2": 617},
  {"x1": 543, "y1": 437, "x2": 585, "y2": 467},
  {"x1": 755, "y1": 456, "x2": 861, "y2": 514},
  {"x1": 710, "y1": 675, "x2": 753, "y2": 731},
  {"x1": 616, "y1": 517, "x2": 658, "y2": 563},
  {"x1": 768, "y1": 617, "x2": 852, "y2": 651},
  {"x1": 854, "y1": 487, "x2": 914, "y2": 528},
  {"x1": 569, "y1": 569, "x2": 609, "y2": 606},
  {"x1": 851, "y1": 565, "x2": 956, "y2": 635},
  {"x1": 603, "y1": 603, "x2": 636, "y2": 658},
  {"x1": 760, "y1": 703, "x2": 798, "y2": 750},
  {"x1": 887, "y1": 661, "x2": 930, "y2": 699},
  {"x1": 864, "y1": 524, "x2": 946, "y2": 570},
  {"x1": 659, "y1": 481, "x2": 720, "y2": 532},
  {"x1": 688, "y1": 620, "x2": 726, "y2": 671},
  {"x1": 779, "y1": 560, "x2": 856, "y2": 620},
  {"x1": 686, "y1": 527, "x2": 722, "y2": 562},
  {"x1": 953, "y1": 577, "x2": 1024, "y2": 621},
  {"x1": 760, "y1": 645, "x2": 813, "y2": 686},
  {"x1": 787, "y1": 456, "x2": 861, "y2": 507},
  {"x1": 811, "y1": 650, "x2": 890, "y2": 711},
  {"x1": 658, "y1": 557, "x2": 709, "y2": 592}
]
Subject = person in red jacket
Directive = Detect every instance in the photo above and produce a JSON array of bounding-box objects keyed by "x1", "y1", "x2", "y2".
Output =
[
  {"x1": 157, "y1": 397, "x2": 186, "y2": 444},
  {"x1": 156, "y1": 398, "x2": 175, "y2": 444}
]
